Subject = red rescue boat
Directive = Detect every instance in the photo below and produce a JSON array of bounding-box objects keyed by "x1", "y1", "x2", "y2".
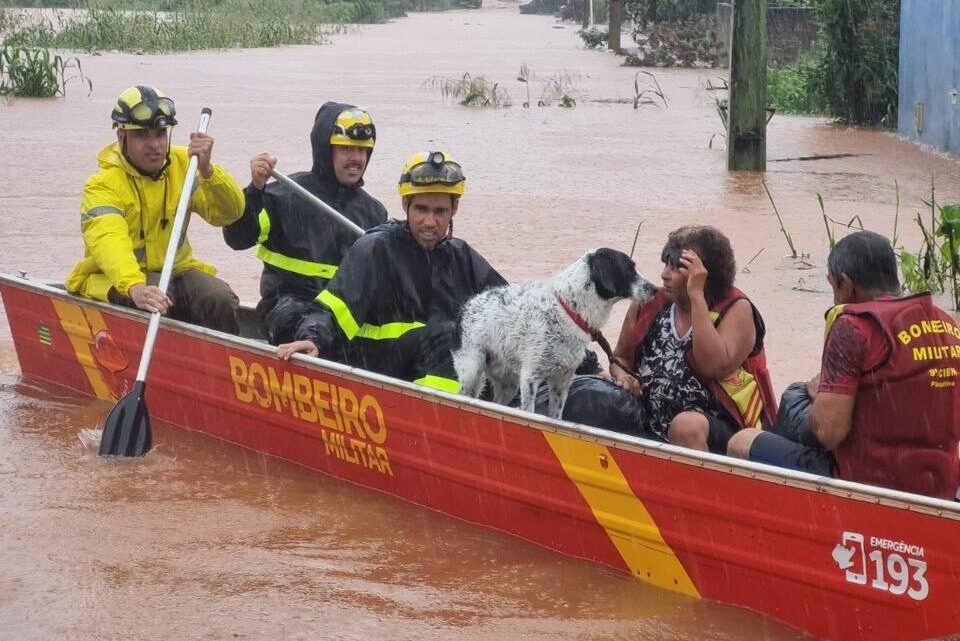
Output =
[{"x1": 2, "y1": 273, "x2": 957, "y2": 641}]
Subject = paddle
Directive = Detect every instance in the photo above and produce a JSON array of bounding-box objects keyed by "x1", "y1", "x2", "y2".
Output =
[
  {"x1": 99, "y1": 108, "x2": 213, "y2": 457},
  {"x1": 269, "y1": 168, "x2": 363, "y2": 238}
]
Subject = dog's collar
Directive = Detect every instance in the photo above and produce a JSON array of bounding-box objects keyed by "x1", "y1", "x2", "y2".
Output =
[{"x1": 555, "y1": 294, "x2": 598, "y2": 338}]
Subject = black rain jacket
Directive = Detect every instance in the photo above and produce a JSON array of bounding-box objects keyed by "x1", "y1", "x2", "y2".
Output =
[
  {"x1": 223, "y1": 101, "x2": 387, "y2": 337},
  {"x1": 298, "y1": 219, "x2": 507, "y2": 381}
]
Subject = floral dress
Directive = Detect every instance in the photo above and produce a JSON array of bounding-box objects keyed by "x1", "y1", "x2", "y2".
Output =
[{"x1": 636, "y1": 303, "x2": 725, "y2": 441}]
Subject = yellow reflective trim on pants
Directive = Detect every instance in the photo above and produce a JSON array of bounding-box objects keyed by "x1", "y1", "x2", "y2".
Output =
[
  {"x1": 543, "y1": 433, "x2": 701, "y2": 598},
  {"x1": 316, "y1": 289, "x2": 426, "y2": 341},
  {"x1": 256, "y1": 245, "x2": 338, "y2": 279},
  {"x1": 414, "y1": 375, "x2": 460, "y2": 393},
  {"x1": 257, "y1": 208, "x2": 271, "y2": 244}
]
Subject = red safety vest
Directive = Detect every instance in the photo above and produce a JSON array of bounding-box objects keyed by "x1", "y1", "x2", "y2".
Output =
[
  {"x1": 828, "y1": 294, "x2": 960, "y2": 499},
  {"x1": 632, "y1": 288, "x2": 778, "y2": 430}
]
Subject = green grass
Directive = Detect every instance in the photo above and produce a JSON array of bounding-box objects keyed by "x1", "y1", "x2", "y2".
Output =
[
  {"x1": 0, "y1": 0, "x2": 457, "y2": 53},
  {"x1": 3, "y1": 3, "x2": 337, "y2": 52},
  {"x1": 0, "y1": 43, "x2": 91, "y2": 96},
  {"x1": 766, "y1": 58, "x2": 825, "y2": 115}
]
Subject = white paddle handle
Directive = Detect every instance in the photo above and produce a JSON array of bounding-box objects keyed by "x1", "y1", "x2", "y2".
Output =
[
  {"x1": 269, "y1": 168, "x2": 364, "y2": 238},
  {"x1": 135, "y1": 108, "x2": 212, "y2": 383}
]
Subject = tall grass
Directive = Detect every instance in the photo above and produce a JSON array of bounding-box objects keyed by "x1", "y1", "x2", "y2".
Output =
[
  {"x1": 426, "y1": 67, "x2": 583, "y2": 109},
  {"x1": 3, "y1": 3, "x2": 336, "y2": 51},
  {"x1": 424, "y1": 73, "x2": 512, "y2": 108},
  {"x1": 0, "y1": 43, "x2": 91, "y2": 96},
  {"x1": 0, "y1": 0, "x2": 457, "y2": 53}
]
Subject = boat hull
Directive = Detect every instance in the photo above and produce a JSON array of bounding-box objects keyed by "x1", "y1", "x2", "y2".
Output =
[{"x1": 2, "y1": 274, "x2": 958, "y2": 641}]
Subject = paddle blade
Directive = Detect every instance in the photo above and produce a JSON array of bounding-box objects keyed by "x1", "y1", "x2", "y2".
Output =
[{"x1": 98, "y1": 380, "x2": 152, "y2": 457}]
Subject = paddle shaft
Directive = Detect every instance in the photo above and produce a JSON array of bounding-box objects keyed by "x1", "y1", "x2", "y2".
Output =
[
  {"x1": 269, "y1": 168, "x2": 363, "y2": 238},
  {"x1": 134, "y1": 108, "x2": 212, "y2": 382}
]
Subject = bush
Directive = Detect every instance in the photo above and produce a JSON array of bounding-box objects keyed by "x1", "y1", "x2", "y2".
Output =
[
  {"x1": 622, "y1": 0, "x2": 716, "y2": 67},
  {"x1": 812, "y1": 0, "x2": 899, "y2": 126},
  {"x1": 767, "y1": 56, "x2": 825, "y2": 115},
  {"x1": 578, "y1": 27, "x2": 607, "y2": 49},
  {"x1": 626, "y1": 15, "x2": 716, "y2": 67}
]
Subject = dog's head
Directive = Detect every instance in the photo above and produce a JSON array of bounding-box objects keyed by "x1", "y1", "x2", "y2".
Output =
[{"x1": 586, "y1": 248, "x2": 658, "y2": 302}]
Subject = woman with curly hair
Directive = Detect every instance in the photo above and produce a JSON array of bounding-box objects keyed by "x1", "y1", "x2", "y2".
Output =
[{"x1": 610, "y1": 225, "x2": 778, "y2": 452}]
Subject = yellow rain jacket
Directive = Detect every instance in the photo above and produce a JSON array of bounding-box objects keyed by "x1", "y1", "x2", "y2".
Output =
[{"x1": 65, "y1": 142, "x2": 244, "y2": 301}]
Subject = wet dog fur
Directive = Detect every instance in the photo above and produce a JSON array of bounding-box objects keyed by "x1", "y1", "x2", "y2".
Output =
[{"x1": 453, "y1": 248, "x2": 657, "y2": 418}]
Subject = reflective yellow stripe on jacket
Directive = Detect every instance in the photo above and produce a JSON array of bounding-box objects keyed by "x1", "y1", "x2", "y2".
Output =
[
  {"x1": 256, "y1": 246, "x2": 338, "y2": 279},
  {"x1": 256, "y1": 209, "x2": 271, "y2": 244},
  {"x1": 316, "y1": 289, "x2": 425, "y2": 341},
  {"x1": 255, "y1": 208, "x2": 339, "y2": 278}
]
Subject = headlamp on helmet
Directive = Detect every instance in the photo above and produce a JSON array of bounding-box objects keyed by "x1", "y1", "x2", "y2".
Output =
[
  {"x1": 397, "y1": 151, "x2": 466, "y2": 197},
  {"x1": 330, "y1": 108, "x2": 376, "y2": 149},
  {"x1": 111, "y1": 85, "x2": 178, "y2": 130}
]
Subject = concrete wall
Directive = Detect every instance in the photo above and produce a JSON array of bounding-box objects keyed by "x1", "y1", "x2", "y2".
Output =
[
  {"x1": 898, "y1": 0, "x2": 960, "y2": 156},
  {"x1": 716, "y1": 3, "x2": 817, "y2": 68}
]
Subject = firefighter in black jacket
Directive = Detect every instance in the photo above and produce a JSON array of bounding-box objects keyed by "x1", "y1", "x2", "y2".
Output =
[
  {"x1": 223, "y1": 102, "x2": 387, "y2": 344},
  {"x1": 277, "y1": 151, "x2": 507, "y2": 392}
]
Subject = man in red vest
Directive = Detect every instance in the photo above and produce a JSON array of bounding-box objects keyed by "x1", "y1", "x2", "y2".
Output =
[{"x1": 728, "y1": 231, "x2": 960, "y2": 500}]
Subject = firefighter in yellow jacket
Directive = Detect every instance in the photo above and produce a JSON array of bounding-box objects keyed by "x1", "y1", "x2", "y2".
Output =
[{"x1": 65, "y1": 85, "x2": 244, "y2": 333}]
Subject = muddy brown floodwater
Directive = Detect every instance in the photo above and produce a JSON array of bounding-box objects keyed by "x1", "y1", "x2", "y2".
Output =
[{"x1": 2, "y1": 2, "x2": 960, "y2": 639}]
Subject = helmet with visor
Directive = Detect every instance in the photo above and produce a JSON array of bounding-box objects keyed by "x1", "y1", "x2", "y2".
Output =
[
  {"x1": 330, "y1": 108, "x2": 376, "y2": 149},
  {"x1": 397, "y1": 151, "x2": 466, "y2": 197},
  {"x1": 111, "y1": 85, "x2": 177, "y2": 130}
]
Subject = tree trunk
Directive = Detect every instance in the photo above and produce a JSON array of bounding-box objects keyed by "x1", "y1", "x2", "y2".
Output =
[
  {"x1": 726, "y1": 0, "x2": 767, "y2": 171},
  {"x1": 608, "y1": 0, "x2": 622, "y2": 53}
]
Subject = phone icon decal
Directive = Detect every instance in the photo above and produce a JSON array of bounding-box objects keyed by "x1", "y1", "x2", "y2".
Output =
[{"x1": 833, "y1": 531, "x2": 867, "y2": 585}]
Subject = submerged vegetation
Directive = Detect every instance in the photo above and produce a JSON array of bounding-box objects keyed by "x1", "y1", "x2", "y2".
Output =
[
  {"x1": 0, "y1": 43, "x2": 90, "y2": 96},
  {"x1": 765, "y1": 177, "x2": 960, "y2": 311},
  {"x1": 0, "y1": 0, "x2": 455, "y2": 54},
  {"x1": 632, "y1": 70, "x2": 666, "y2": 109},
  {"x1": 2, "y1": 6, "x2": 329, "y2": 51},
  {"x1": 0, "y1": 0, "x2": 454, "y2": 96},
  {"x1": 578, "y1": 26, "x2": 607, "y2": 50},
  {"x1": 426, "y1": 65, "x2": 581, "y2": 109},
  {"x1": 424, "y1": 73, "x2": 512, "y2": 108},
  {"x1": 898, "y1": 185, "x2": 960, "y2": 311}
]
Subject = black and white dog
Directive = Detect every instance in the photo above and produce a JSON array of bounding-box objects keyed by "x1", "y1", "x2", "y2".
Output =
[{"x1": 453, "y1": 248, "x2": 657, "y2": 419}]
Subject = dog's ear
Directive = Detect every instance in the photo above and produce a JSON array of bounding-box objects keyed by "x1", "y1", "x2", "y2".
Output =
[{"x1": 588, "y1": 249, "x2": 630, "y2": 299}]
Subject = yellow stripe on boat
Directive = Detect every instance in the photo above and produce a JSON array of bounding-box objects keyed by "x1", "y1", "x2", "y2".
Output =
[
  {"x1": 544, "y1": 432, "x2": 700, "y2": 597},
  {"x1": 51, "y1": 300, "x2": 114, "y2": 400}
]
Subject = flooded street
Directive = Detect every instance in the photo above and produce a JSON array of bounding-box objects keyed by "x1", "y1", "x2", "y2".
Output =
[{"x1": 1, "y1": 2, "x2": 960, "y2": 639}]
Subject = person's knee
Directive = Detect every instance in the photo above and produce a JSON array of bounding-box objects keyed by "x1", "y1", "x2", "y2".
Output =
[
  {"x1": 668, "y1": 412, "x2": 709, "y2": 448},
  {"x1": 199, "y1": 278, "x2": 240, "y2": 334},
  {"x1": 727, "y1": 428, "x2": 762, "y2": 458}
]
